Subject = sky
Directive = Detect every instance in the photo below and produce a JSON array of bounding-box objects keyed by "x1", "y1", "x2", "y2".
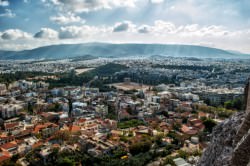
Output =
[{"x1": 0, "y1": 0, "x2": 250, "y2": 53}]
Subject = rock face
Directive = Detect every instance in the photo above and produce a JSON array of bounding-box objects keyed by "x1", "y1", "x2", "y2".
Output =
[
  {"x1": 198, "y1": 112, "x2": 245, "y2": 166},
  {"x1": 231, "y1": 127, "x2": 250, "y2": 166},
  {"x1": 198, "y1": 80, "x2": 250, "y2": 166}
]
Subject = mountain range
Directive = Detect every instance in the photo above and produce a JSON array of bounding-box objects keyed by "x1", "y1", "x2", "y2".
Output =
[{"x1": 0, "y1": 43, "x2": 249, "y2": 60}]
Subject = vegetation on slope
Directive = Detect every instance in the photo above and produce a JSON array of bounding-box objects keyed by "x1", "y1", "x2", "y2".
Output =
[{"x1": 48, "y1": 63, "x2": 128, "y2": 89}]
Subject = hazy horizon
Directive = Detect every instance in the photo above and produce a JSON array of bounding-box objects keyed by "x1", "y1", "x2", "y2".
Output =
[
  {"x1": 1, "y1": 42, "x2": 249, "y2": 55},
  {"x1": 0, "y1": 0, "x2": 250, "y2": 53}
]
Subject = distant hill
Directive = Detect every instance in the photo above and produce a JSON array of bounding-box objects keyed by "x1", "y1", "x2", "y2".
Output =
[
  {"x1": 69, "y1": 55, "x2": 97, "y2": 62},
  {"x1": 0, "y1": 43, "x2": 249, "y2": 60}
]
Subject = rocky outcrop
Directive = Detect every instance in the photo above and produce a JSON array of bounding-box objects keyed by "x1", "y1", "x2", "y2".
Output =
[
  {"x1": 198, "y1": 112, "x2": 245, "y2": 166},
  {"x1": 198, "y1": 80, "x2": 250, "y2": 166},
  {"x1": 231, "y1": 128, "x2": 250, "y2": 166}
]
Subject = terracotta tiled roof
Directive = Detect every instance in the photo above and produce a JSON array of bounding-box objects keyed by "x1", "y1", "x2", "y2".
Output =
[
  {"x1": 15, "y1": 139, "x2": 24, "y2": 145},
  {"x1": 4, "y1": 123, "x2": 19, "y2": 129},
  {"x1": 21, "y1": 129, "x2": 32, "y2": 135},
  {"x1": 0, "y1": 141, "x2": 17, "y2": 150},
  {"x1": 52, "y1": 144, "x2": 60, "y2": 148},
  {"x1": 185, "y1": 130, "x2": 198, "y2": 135},
  {"x1": 190, "y1": 119, "x2": 203, "y2": 125},
  {"x1": 181, "y1": 125, "x2": 198, "y2": 135},
  {"x1": 86, "y1": 123, "x2": 97, "y2": 128},
  {"x1": 34, "y1": 123, "x2": 58, "y2": 133},
  {"x1": 120, "y1": 110, "x2": 130, "y2": 116},
  {"x1": 181, "y1": 112, "x2": 190, "y2": 117},
  {"x1": 0, "y1": 154, "x2": 10, "y2": 162},
  {"x1": 159, "y1": 122, "x2": 167, "y2": 126},
  {"x1": 194, "y1": 123, "x2": 205, "y2": 130},
  {"x1": 0, "y1": 135, "x2": 15, "y2": 140},
  {"x1": 198, "y1": 112, "x2": 207, "y2": 117},
  {"x1": 32, "y1": 141, "x2": 43, "y2": 149},
  {"x1": 34, "y1": 124, "x2": 47, "y2": 133},
  {"x1": 69, "y1": 125, "x2": 81, "y2": 132},
  {"x1": 78, "y1": 118, "x2": 86, "y2": 123}
]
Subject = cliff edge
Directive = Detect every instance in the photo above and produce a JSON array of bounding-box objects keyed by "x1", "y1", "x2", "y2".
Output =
[{"x1": 198, "y1": 80, "x2": 250, "y2": 166}]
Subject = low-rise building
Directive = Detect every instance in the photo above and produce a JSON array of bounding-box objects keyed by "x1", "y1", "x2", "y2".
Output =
[
  {"x1": 0, "y1": 104, "x2": 23, "y2": 119},
  {"x1": 33, "y1": 123, "x2": 59, "y2": 138}
]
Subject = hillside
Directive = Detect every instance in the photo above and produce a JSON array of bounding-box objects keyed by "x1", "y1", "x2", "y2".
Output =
[{"x1": 0, "y1": 43, "x2": 249, "y2": 60}]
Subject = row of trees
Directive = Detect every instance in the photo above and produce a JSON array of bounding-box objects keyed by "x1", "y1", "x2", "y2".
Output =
[
  {"x1": 224, "y1": 98, "x2": 244, "y2": 110},
  {"x1": 47, "y1": 63, "x2": 128, "y2": 89},
  {"x1": 117, "y1": 119, "x2": 145, "y2": 129},
  {"x1": 152, "y1": 64, "x2": 214, "y2": 71},
  {"x1": 193, "y1": 103, "x2": 236, "y2": 118},
  {"x1": 0, "y1": 71, "x2": 50, "y2": 84}
]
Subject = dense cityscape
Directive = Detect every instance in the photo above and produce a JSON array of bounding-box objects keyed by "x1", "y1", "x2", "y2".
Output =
[
  {"x1": 0, "y1": 57, "x2": 248, "y2": 165},
  {"x1": 1, "y1": 0, "x2": 250, "y2": 165}
]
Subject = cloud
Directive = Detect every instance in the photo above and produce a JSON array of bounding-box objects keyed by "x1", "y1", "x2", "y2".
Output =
[
  {"x1": 153, "y1": 20, "x2": 177, "y2": 34},
  {"x1": 150, "y1": 0, "x2": 164, "y2": 4},
  {"x1": 134, "y1": 20, "x2": 231, "y2": 38},
  {"x1": 137, "y1": 25, "x2": 151, "y2": 34},
  {"x1": 59, "y1": 26, "x2": 84, "y2": 39},
  {"x1": 59, "y1": 25, "x2": 105, "y2": 39},
  {"x1": 0, "y1": 0, "x2": 9, "y2": 7},
  {"x1": 1, "y1": 21, "x2": 250, "y2": 53},
  {"x1": 0, "y1": 9, "x2": 15, "y2": 18},
  {"x1": 183, "y1": 24, "x2": 199, "y2": 32},
  {"x1": 50, "y1": 13, "x2": 85, "y2": 25},
  {"x1": 1, "y1": 29, "x2": 32, "y2": 40},
  {"x1": 113, "y1": 21, "x2": 135, "y2": 32},
  {"x1": 179, "y1": 24, "x2": 230, "y2": 37},
  {"x1": 34, "y1": 28, "x2": 58, "y2": 39},
  {"x1": 48, "y1": 0, "x2": 137, "y2": 13}
]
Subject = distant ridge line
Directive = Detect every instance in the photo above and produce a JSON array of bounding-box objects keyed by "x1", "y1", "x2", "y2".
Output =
[{"x1": 0, "y1": 43, "x2": 249, "y2": 60}]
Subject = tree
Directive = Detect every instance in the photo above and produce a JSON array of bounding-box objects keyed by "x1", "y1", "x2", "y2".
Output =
[
  {"x1": 47, "y1": 103, "x2": 61, "y2": 112},
  {"x1": 68, "y1": 98, "x2": 72, "y2": 118},
  {"x1": 204, "y1": 99, "x2": 210, "y2": 106},
  {"x1": 106, "y1": 105, "x2": 116, "y2": 120},
  {"x1": 132, "y1": 95, "x2": 137, "y2": 101},
  {"x1": 167, "y1": 131, "x2": 181, "y2": 146},
  {"x1": 27, "y1": 102, "x2": 33, "y2": 114},
  {"x1": 117, "y1": 119, "x2": 144, "y2": 129},
  {"x1": 178, "y1": 150, "x2": 189, "y2": 159},
  {"x1": 224, "y1": 98, "x2": 243, "y2": 110},
  {"x1": 182, "y1": 117, "x2": 188, "y2": 124},
  {"x1": 164, "y1": 156, "x2": 176, "y2": 166},
  {"x1": 113, "y1": 148, "x2": 127, "y2": 158},
  {"x1": 232, "y1": 98, "x2": 243, "y2": 110},
  {"x1": 129, "y1": 140, "x2": 152, "y2": 155},
  {"x1": 224, "y1": 101, "x2": 233, "y2": 109},
  {"x1": 0, "y1": 154, "x2": 21, "y2": 166},
  {"x1": 162, "y1": 111, "x2": 169, "y2": 118},
  {"x1": 126, "y1": 106, "x2": 133, "y2": 115},
  {"x1": 54, "y1": 103, "x2": 60, "y2": 111},
  {"x1": 154, "y1": 134, "x2": 164, "y2": 146},
  {"x1": 57, "y1": 157, "x2": 75, "y2": 166},
  {"x1": 173, "y1": 123, "x2": 181, "y2": 131},
  {"x1": 203, "y1": 119, "x2": 217, "y2": 133},
  {"x1": 35, "y1": 133, "x2": 42, "y2": 139},
  {"x1": 54, "y1": 131, "x2": 70, "y2": 143}
]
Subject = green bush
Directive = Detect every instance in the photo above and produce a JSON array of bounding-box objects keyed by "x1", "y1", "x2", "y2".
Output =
[
  {"x1": 129, "y1": 140, "x2": 152, "y2": 155},
  {"x1": 118, "y1": 119, "x2": 145, "y2": 129}
]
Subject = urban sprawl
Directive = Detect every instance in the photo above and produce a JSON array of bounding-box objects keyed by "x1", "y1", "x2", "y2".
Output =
[{"x1": 0, "y1": 57, "x2": 249, "y2": 166}]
